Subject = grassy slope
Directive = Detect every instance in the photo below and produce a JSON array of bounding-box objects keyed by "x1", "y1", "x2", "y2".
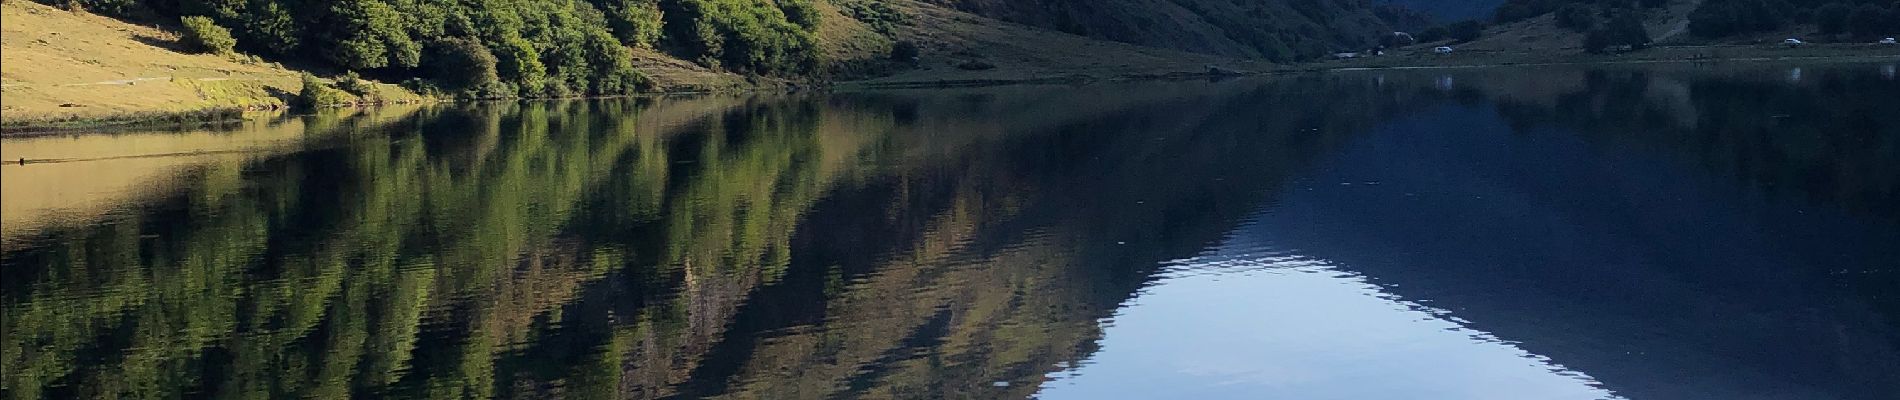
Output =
[
  {"x1": 0, "y1": 1, "x2": 437, "y2": 127},
  {"x1": 9, "y1": 0, "x2": 1885, "y2": 127},
  {"x1": 1, "y1": 0, "x2": 1261, "y2": 125},
  {"x1": 1, "y1": 1, "x2": 302, "y2": 122}
]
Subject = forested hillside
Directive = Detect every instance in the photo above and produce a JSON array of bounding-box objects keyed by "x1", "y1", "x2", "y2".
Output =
[
  {"x1": 28, "y1": 0, "x2": 1434, "y2": 103},
  {"x1": 918, "y1": 0, "x2": 1398, "y2": 61},
  {"x1": 39, "y1": 0, "x2": 825, "y2": 98}
]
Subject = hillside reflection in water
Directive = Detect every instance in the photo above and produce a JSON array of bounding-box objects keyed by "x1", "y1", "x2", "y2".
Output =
[{"x1": 3, "y1": 62, "x2": 1897, "y2": 400}]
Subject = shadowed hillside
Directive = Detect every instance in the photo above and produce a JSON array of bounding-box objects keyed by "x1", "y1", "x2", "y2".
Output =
[
  {"x1": 919, "y1": 0, "x2": 1396, "y2": 61},
  {"x1": 1377, "y1": 0, "x2": 1505, "y2": 21}
]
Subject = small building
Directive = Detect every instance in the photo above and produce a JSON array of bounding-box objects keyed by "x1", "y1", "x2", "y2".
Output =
[{"x1": 1433, "y1": 46, "x2": 1455, "y2": 54}]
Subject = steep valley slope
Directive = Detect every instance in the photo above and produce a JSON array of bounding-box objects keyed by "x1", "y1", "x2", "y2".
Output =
[{"x1": 919, "y1": 0, "x2": 1397, "y2": 60}]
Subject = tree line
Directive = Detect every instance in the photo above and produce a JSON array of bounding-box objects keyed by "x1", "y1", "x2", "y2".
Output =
[{"x1": 41, "y1": 0, "x2": 824, "y2": 98}]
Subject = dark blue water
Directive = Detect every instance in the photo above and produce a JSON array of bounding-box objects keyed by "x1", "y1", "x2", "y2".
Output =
[{"x1": 3, "y1": 62, "x2": 1897, "y2": 399}]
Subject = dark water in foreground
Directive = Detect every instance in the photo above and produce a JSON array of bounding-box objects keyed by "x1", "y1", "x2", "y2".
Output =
[{"x1": 3, "y1": 62, "x2": 1898, "y2": 400}]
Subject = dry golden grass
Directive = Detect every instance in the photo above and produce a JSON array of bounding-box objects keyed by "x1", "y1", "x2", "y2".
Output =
[
  {"x1": 0, "y1": 1, "x2": 427, "y2": 126},
  {"x1": 1, "y1": 1, "x2": 300, "y2": 121}
]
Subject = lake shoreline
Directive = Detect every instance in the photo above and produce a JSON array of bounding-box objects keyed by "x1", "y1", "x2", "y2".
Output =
[
  {"x1": 6, "y1": 48, "x2": 1896, "y2": 136},
  {"x1": 1308, "y1": 43, "x2": 1900, "y2": 70}
]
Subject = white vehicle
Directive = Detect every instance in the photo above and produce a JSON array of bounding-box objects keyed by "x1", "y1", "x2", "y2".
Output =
[
  {"x1": 1433, "y1": 46, "x2": 1455, "y2": 54},
  {"x1": 1880, "y1": 38, "x2": 1898, "y2": 45},
  {"x1": 1784, "y1": 38, "x2": 1805, "y2": 47}
]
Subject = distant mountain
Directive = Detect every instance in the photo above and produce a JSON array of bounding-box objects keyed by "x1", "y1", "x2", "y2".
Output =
[
  {"x1": 917, "y1": 0, "x2": 1397, "y2": 61},
  {"x1": 1375, "y1": 0, "x2": 1506, "y2": 22}
]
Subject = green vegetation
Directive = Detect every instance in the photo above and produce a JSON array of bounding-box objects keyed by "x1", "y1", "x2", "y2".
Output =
[
  {"x1": 838, "y1": 0, "x2": 907, "y2": 34},
  {"x1": 297, "y1": 72, "x2": 350, "y2": 108},
  {"x1": 177, "y1": 15, "x2": 235, "y2": 55},
  {"x1": 661, "y1": 0, "x2": 821, "y2": 74},
  {"x1": 34, "y1": 0, "x2": 838, "y2": 98},
  {"x1": 598, "y1": 0, "x2": 667, "y2": 47},
  {"x1": 425, "y1": 37, "x2": 504, "y2": 96}
]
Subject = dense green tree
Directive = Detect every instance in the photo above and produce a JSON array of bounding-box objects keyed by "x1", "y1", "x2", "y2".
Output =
[
  {"x1": 780, "y1": 0, "x2": 820, "y2": 29},
  {"x1": 427, "y1": 37, "x2": 502, "y2": 95},
  {"x1": 239, "y1": 0, "x2": 301, "y2": 54},
  {"x1": 321, "y1": 0, "x2": 421, "y2": 70},
  {"x1": 593, "y1": 0, "x2": 667, "y2": 47},
  {"x1": 178, "y1": 15, "x2": 235, "y2": 55},
  {"x1": 659, "y1": 0, "x2": 820, "y2": 74},
  {"x1": 30, "y1": 0, "x2": 816, "y2": 97},
  {"x1": 297, "y1": 72, "x2": 350, "y2": 107}
]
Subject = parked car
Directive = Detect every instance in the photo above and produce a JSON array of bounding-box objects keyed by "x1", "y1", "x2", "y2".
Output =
[
  {"x1": 1433, "y1": 46, "x2": 1455, "y2": 54},
  {"x1": 1784, "y1": 38, "x2": 1805, "y2": 47},
  {"x1": 1880, "y1": 38, "x2": 1898, "y2": 45}
]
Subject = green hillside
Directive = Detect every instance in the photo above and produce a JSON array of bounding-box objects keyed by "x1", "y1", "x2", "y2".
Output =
[
  {"x1": 35, "y1": 0, "x2": 1412, "y2": 93},
  {"x1": 37, "y1": 0, "x2": 828, "y2": 98}
]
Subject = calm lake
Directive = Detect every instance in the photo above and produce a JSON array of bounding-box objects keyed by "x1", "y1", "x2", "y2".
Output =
[{"x1": 3, "y1": 61, "x2": 1898, "y2": 400}]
